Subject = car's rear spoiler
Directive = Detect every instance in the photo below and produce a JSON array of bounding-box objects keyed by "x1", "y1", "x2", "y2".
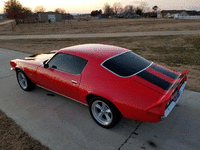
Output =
[
  {"x1": 170, "y1": 69, "x2": 189, "y2": 90},
  {"x1": 146, "y1": 69, "x2": 189, "y2": 112},
  {"x1": 179, "y1": 69, "x2": 190, "y2": 79}
]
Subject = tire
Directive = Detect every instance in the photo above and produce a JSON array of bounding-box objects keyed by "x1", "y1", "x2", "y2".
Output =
[
  {"x1": 16, "y1": 70, "x2": 35, "y2": 91},
  {"x1": 89, "y1": 97, "x2": 122, "y2": 129}
]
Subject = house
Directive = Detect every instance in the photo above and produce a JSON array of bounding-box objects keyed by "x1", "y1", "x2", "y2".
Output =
[
  {"x1": 157, "y1": 12, "x2": 162, "y2": 18},
  {"x1": 174, "y1": 10, "x2": 200, "y2": 19},
  {"x1": 0, "y1": 13, "x2": 5, "y2": 19},
  {"x1": 22, "y1": 13, "x2": 39, "y2": 23},
  {"x1": 95, "y1": 14, "x2": 109, "y2": 19},
  {"x1": 62, "y1": 14, "x2": 74, "y2": 20},
  {"x1": 38, "y1": 12, "x2": 62, "y2": 22},
  {"x1": 161, "y1": 10, "x2": 185, "y2": 18},
  {"x1": 161, "y1": 10, "x2": 200, "y2": 19},
  {"x1": 118, "y1": 12, "x2": 140, "y2": 18},
  {"x1": 75, "y1": 14, "x2": 91, "y2": 21}
]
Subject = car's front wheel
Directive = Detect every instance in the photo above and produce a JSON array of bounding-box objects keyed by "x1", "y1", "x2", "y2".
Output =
[
  {"x1": 89, "y1": 97, "x2": 122, "y2": 128},
  {"x1": 17, "y1": 70, "x2": 35, "y2": 91}
]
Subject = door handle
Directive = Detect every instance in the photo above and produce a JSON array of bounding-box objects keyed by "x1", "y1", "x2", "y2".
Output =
[
  {"x1": 71, "y1": 80, "x2": 78, "y2": 84},
  {"x1": 52, "y1": 65, "x2": 57, "y2": 69}
]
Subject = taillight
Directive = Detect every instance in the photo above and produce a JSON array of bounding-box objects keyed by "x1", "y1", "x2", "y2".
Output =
[{"x1": 10, "y1": 61, "x2": 17, "y2": 68}]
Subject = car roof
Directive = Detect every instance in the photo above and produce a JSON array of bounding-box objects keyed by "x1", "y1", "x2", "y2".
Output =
[{"x1": 58, "y1": 44, "x2": 129, "y2": 62}]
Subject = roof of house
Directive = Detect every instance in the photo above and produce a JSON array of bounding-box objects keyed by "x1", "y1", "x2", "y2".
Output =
[
  {"x1": 186, "y1": 11, "x2": 199, "y2": 15},
  {"x1": 37, "y1": 12, "x2": 61, "y2": 15},
  {"x1": 161, "y1": 10, "x2": 185, "y2": 14},
  {"x1": 161, "y1": 10, "x2": 199, "y2": 16}
]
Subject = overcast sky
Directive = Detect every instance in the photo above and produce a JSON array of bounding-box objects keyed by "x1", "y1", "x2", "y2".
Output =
[{"x1": 0, "y1": 0, "x2": 200, "y2": 13}]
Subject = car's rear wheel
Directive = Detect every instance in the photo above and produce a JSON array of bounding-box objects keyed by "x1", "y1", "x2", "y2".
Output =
[
  {"x1": 89, "y1": 97, "x2": 122, "y2": 129},
  {"x1": 17, "y1": 70, "x2": 35, "y2": 91}
]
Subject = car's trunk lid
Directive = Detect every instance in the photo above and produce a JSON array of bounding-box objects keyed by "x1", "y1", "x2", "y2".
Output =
[{"x1": 134, "y1": 63, "x2": 189, "y2": 94}]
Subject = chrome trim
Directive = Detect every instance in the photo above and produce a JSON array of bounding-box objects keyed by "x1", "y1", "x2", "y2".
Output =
[
  {"x1": 36, "y1": 84, "x2": 88, "y2": 106},
  {"x1": 101, "y1": 51, "x2": 153, "y2": 78},
  {"x1": 18, "y1": 72, "x2": 28, "y2": 89},
  {"x1": 91, "y1": 100, "x2": 113, "y2": 125},
  {"x1": 162, "y1": 81, "x2": 187, "y2": 118},
  {"x1": 71, "y1": 80, "x2": 78, "y2": 84}
]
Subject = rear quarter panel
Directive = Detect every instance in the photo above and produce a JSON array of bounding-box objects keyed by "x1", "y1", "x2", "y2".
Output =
[{"x1": 79, "y1": 61, "x2": 164, "y2": 121}]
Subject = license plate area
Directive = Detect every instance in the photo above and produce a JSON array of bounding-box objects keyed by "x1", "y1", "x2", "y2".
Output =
[
  {"x1": 162, "y1": 81, "x2": 187, "y2": 118},
  {"x1": 165, "y1": 86, "x2": 181, "y2": 109},
  {"x1": 171, "y1": 90, "x2": 180, "y2": 102}
]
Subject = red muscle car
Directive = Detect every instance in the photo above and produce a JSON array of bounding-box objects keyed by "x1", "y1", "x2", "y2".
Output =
[{"x1": 10, "y1": 44, "x2": 189, "y2": 128}]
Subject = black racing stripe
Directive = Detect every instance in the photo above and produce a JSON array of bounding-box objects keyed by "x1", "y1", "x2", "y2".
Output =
[
  {"x1": 179, "y1": 73, "x2": 185, "y2": 79},
  {"x1": 171, "y1": 82, "x2": 180, "y2": 89},
  {"x1": 150, "y1": 64, "x2": 179, "y2": 79},
  {"x1": 137, "y1": 70, "x2": 173, "y2": 90}
]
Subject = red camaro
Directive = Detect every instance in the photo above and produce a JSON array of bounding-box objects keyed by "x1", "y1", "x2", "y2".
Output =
[{"x1": 10, "y1": 44, "x2": 189, "y2": 128}]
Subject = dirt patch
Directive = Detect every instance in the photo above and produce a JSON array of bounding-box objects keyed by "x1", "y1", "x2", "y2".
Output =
[
  {"x1": 0, "y1": 35, "x2": 199, "y2": 92},
  {"x1": 0, "y1": 109, "x2": 49, "y2": 149},
  {"x1": 0, "y1": 18, "x2": 200, "y2": 35}
]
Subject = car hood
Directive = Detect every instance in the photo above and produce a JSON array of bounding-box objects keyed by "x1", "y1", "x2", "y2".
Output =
[
  {"x1": 24, "y1": 53, "x2": 55, "y2": 64},
  {"x1": 133, "y1": 63, "x2": 189, "y2": 94}
]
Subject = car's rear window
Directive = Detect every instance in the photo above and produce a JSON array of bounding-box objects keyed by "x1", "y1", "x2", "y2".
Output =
[{"x1": 102, "y1": 51, "x2": 151, "y2": 77}]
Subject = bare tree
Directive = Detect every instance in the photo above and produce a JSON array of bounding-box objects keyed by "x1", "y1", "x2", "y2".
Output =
[
  {"x1": 91, "y1": 10, "x2": 102, "y2": 16},
  {"x1": 152, "y1": 5, "x2": 158, "y2": 12},
  {"x1": 55, "y1": 8, "x2": 66, "y2": 14},
  {"x1": 112, "y1": 2, "x2": 123, "y2": 15},
  {"x1": 139, "y1": 2, "x2": 150, "y2": 13},
  {"x1": 4, "y1": 0, "x2": 22, "y2": 23},
  {"x1": 103, "y1": 3, "x2": 114, "y2": 15},
  {"x1": 124, "y1": 5, "x2": 135, "y2": 13},
  {"x1": 136, "y1": 7, "x2": 142, "y2": 16},
  {"x1": 34, "y1": 5, "x2": 46, "y2": 13},
  {"x1": 4, "y1": 0, "x2": 32, "y2": 24}
]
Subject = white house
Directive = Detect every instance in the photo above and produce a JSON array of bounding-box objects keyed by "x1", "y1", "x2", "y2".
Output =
[
  {"x1": 174, "y1": 11, "x2": 200, "y2": 19},
  {"x1": 0, "y1": 13, "x2": 5, "y2": 19}
]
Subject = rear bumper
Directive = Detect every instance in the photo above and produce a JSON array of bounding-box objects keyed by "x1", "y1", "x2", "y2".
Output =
[{"x1": 161, "y1": 81, "x2": 187, "y2": 119}]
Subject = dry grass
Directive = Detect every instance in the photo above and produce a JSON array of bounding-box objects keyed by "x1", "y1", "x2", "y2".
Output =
[
  {"x1": 0, "y1": 18, "x2": 200, "y2": 35},
  {"x1": 0, "y1": 35, "x2": 199, "y2": 92},
  {"x1": 0, "y1": 110, "x2": 49, "y2": 150}
]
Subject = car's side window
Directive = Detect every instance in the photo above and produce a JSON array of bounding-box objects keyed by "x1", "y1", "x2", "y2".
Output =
[{"x1": 48, "y1": 53, "x2": 88, "y2": 75}]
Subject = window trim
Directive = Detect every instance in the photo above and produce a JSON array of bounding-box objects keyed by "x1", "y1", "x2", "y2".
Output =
[
  {"x1": 101, "y1": 51, "x2": 153, "y2": 78},
  {"x1": 47, "y1": 52, "x2": 88, "y2": 75}
]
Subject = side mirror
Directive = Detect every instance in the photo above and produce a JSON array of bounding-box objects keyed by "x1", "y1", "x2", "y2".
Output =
[
  {"x1": 43, "y1": 59, "x2": 48, "y2": 65},
  {"x1": 44, "y1": 63, "x2": 49, "y2": 68},
  {"x1": 43, "y1": 59, "x2": 49, "y2": 68}
]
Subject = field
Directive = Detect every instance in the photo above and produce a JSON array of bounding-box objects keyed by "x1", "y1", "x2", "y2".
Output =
[
  {"x1": 0, "y1": 18, "x2": 199, "y2": 149},
  {"x1": 0, "y1": 18, "x2": 200, "y2": 35},
  {"x1": 0, "y1": 35, "x2": 199, "y2": 92}
]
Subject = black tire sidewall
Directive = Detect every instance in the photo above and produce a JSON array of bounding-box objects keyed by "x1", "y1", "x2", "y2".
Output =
[{"x1": 16, "y1": 70, "x2": 34, "y2": 91}]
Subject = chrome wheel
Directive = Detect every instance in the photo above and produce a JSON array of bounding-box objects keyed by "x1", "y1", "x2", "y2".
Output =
[
  {"x1": 91, "y1": 100, "x2": 113, "y2": 125},
  {"x1": 17, "y1": 72, "x2": 28, "y2": 89}
]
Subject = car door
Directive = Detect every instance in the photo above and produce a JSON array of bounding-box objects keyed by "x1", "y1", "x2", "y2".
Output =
[{"x1": 36, "y1": 53, "x2": 88, "y2": 101}]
